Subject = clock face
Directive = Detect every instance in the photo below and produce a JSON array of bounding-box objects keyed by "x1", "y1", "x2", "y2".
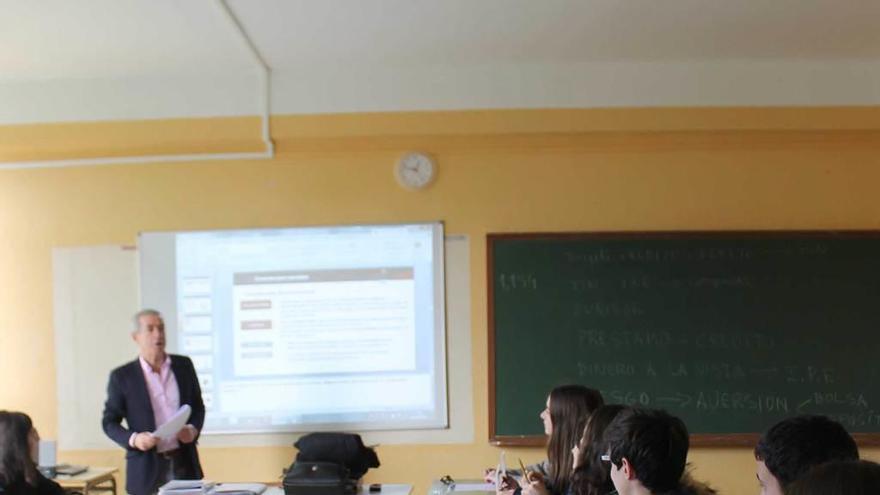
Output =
[{"x1": 395, "y1": 152, "x2": 435, "y2": 189}]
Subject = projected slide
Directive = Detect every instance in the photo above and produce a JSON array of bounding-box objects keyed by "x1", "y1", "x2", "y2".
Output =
[
  {"x1": 231, "y1": 268, "x2": 416, "y2": 375},
  {"x1": 140, "y1": 223, "x2": 447, "y2": 433}
]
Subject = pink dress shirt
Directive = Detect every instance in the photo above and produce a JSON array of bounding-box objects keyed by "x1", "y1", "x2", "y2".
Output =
[{"x1": 130, "y1": 355, "x2": 181, "y2": 453}]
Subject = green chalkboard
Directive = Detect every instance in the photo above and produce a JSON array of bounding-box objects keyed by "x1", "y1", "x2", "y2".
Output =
[{"x1": 488, "y1": 232, "x2": 880, "y2": 446}]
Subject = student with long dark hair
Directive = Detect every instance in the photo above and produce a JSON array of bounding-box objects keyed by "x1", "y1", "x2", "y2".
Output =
[
  {"x1": 570, "y1": 405, "x2": 627, "y2": 495},
  {"x1": 493, "y1": 385, "x2": 604, "y2": 495},
  {"x1": 0, "y1": 411, "x2": 64, "y2": 495}
]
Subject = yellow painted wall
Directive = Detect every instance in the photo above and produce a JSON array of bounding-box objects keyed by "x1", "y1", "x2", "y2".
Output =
[{"x1": 2, "y1": 108, "x2": 880, "y2": 495}]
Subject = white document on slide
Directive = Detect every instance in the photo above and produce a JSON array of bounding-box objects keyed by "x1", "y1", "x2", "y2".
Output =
[{"x1": 153, "y1": 404, "x2": 192, "y2": 440}]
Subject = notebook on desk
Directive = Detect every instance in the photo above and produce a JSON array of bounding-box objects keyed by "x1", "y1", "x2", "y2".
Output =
[
  {"x1": 159, "y1": 479, "x2": 217, "y2": 495},
  {"x1": 55, "y1": 464, "x2": 88, "y2": 476}
]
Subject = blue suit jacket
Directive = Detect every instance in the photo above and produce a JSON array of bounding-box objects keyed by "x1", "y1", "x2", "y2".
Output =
[{"x1": 102, "y1": 354, "x2": 205, "y2": 495}]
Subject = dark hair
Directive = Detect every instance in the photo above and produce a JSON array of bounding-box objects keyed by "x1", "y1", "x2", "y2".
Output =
[
  {"x1": 571, "y1": 405, "x2": 627, "y2": 495},
  {"x1": 0, "y1": 411, "x2": 38, "y2": 487},
  {"x1": 784, "y1": 460, "x2": 880, "y2": 495},
  {"x1": 754, "y1": 415, "x2": 858, "y2": 488},
  {"x1": 546, "y1": 385, "x2": 605, "y2": 493},
  {"x1": 604, "y1": 408, "x2": 689, "y2": 493}
]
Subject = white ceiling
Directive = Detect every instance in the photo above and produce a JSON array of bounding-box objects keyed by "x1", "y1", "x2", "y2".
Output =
[
  {"x1": 232, "y1": 0, "x2": 880, "y2": 66},
  {"x1": 1, "y1": 0, "x2": 879, "y2": 124}
]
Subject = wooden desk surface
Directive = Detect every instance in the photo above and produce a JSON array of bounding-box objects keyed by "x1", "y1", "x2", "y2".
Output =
[{"x1": 55, "y1": 467, "x2": 118, "y2": 487}]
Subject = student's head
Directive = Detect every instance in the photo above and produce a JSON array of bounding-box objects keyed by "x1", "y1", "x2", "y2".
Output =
[
  {"x1": 784, "y1": 460, "x2": 880, "y2": 495},
  {"x1": 604, "y1": 408, "x2": 689, "y2": 495},
  {"x1": 0, "y1": 411, "x2": 39, "y2": 487},
  {"x1": 544, "y1": 385, "x2": 605, "y2": 492},
  {"x1": 573, "y1": 405, "x2": 629, "y2": 470},
  {"x1": 571, "y1": 405, "x2": 628, "y2": 495},
  {"x1": 754, "y1": 415, "x2": 858, "y2": 495},
  {"x1": 132, "y1": 309, "x2": 166, "y2": 360}
]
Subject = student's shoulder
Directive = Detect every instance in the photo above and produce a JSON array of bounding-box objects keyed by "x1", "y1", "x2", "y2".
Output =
[
  {"x1": 674, "y1": 476, "x2": 718, "y2": 495},
  {"x1": 38, "y1": 473, "x2": 65, "y2": 495},
  {"x1": 10, "y1": 472, "x2": 68, "y2": 495}
]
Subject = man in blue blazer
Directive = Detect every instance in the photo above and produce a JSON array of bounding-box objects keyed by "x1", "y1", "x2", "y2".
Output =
[{"x1": 102, "y1": 309, "x2": 206, "y2": 495}]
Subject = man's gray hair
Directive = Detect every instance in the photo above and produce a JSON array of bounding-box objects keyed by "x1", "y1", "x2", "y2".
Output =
[{"x1": 132, "y1": 309, "x2": 163, "y2": 332}]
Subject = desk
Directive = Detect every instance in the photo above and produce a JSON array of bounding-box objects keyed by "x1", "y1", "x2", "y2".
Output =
[
  {"x1": 55, "y1": 467, "x2": 118, "y2": 495},
  {"x1": 265, "y1": 484, "x2": 411, "y2": 495},
  {"x1": 426, "y1": 480, "x2": 493, "y2": 495}
]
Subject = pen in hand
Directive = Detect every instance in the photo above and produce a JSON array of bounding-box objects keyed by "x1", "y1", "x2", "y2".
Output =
[{"x1": 518, "y1": 459, "x2": 531, "y2": 483}]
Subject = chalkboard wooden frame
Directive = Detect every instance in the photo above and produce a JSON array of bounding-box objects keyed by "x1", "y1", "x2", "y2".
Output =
[{"x1": 488, "y1": 231, "x2": 880, "y2": 447}]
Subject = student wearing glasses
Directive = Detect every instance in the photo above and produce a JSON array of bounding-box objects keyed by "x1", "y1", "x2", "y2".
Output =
[{"x1": 602, "y1": 408, "x2": 715, "y2": 495}]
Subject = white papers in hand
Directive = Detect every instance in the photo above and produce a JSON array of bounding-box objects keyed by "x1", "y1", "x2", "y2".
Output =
[{"x1": 153, "y1": 404, "x2": 192, "y2": 440}]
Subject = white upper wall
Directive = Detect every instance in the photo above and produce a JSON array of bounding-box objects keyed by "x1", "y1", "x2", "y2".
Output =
[
  {"x1": 0, "y1": 0, "x2": 254, "y2": 80},
  {"x1": 1, "y1": 0, "x2": 879, "y2": 124}
]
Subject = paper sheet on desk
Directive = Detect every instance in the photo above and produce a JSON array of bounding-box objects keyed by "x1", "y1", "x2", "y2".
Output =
[{"x1": 153, "y1": 405, "x2": 191, "y2": 440}]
